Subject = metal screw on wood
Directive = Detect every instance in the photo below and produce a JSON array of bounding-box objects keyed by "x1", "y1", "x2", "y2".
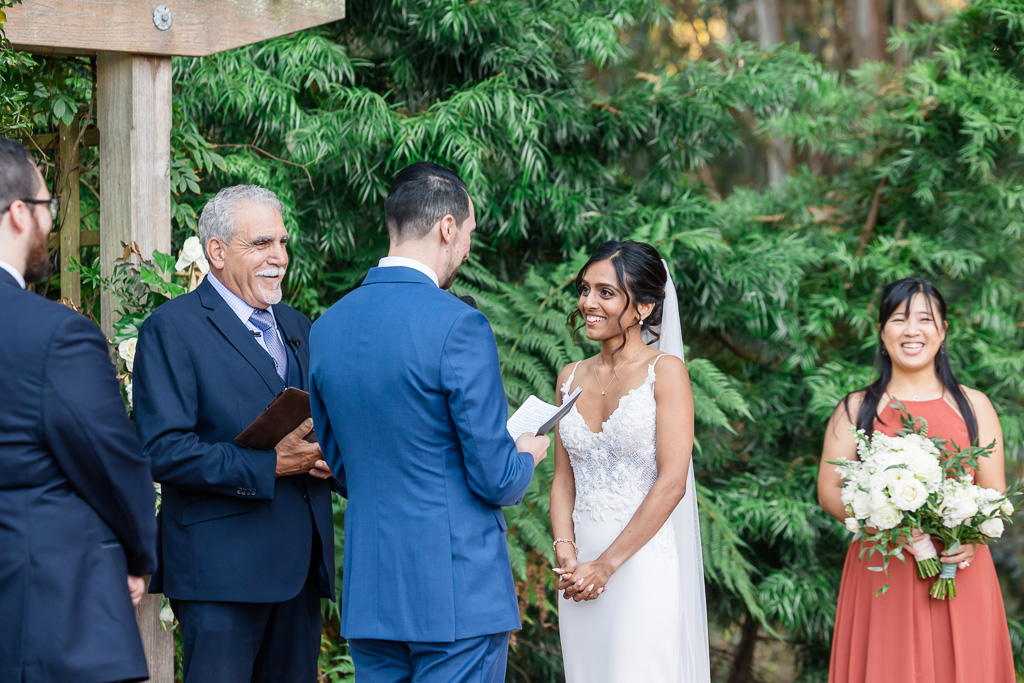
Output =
[{"x1": 152, "y1": 5, "x2": 172, "y2": 31}]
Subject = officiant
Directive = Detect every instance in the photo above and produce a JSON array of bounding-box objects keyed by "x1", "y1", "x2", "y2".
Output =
[{"x1": 133, "y1": 185, "x2": 335, "y2": 683}]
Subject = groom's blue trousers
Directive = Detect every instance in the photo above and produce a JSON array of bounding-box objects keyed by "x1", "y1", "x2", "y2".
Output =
[{"x1": 348, "y1": 632, "x2": 509, "y2": 683}]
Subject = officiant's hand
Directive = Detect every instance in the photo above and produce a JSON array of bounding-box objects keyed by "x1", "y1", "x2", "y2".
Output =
[
  {"x1": 515, "y1": 432, "x2": 550, "y2": 467},
  {"x1": 274, "y1": 419, "x2": 322, "y2": 477}
]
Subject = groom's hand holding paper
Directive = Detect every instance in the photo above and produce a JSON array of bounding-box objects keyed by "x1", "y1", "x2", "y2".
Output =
[{"x1": 507, "y1": 386, "x2": 583, "y2": 440}]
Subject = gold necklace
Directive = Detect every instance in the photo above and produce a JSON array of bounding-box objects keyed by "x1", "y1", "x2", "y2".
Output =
[{"x1": 594, "y1": 347, "x2": 647, "y2": 396}]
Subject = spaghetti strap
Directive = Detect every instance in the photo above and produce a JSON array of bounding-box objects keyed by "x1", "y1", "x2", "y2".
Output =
[
  {"x1": 561, "y1": 361, "x2": 584, "y2": 399},
  {"x1": 646, "y1": 354, "x2": 668, "y2": 385}
]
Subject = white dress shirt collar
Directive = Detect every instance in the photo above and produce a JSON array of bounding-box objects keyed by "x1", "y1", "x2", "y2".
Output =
[
  {"x1": 377, "y1": 256, "x2": 439, "y2": 287},
  {"x1": 0, "y1": 259, "x2": 26, "y2": 289}
]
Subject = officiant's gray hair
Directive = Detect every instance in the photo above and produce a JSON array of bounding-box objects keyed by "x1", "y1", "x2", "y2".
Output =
[
  {"x1": 385, "y1": 162, "x2": 470, "y2": 241},
  {"x1": 198, "y1": 185, "x2": 285, "y2": 248}
]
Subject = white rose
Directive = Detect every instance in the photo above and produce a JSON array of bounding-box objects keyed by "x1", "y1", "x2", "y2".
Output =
[
  {"x1": 851, "y1": 490, "x2": 872, "y2": 520},
  {"x1": 980, "y1": 518, "x2": 1005, "y2": 538},
  {"x1": 869, "y1": 503, "x2": 902, "y2": 531},
  {"x1": 906, "y1": 449, "x2": 941, "y2": 483},
  {"x1": 175, "y1": 235, "x2": 210, "y2": 274},
  {"x1": 125, "y1": 380, "x2": 133, "y2": 407},
  {"x1": 118, "y1": 337, "x2": 137, "y2": 373},
  {"x1": 1000, "y1": 500, "x2": 1014, "y2": 516},
  {"x1": 868, "y1": 488, "x2": 888, "y2": 511},
  {"x1": 159, "y1": 605, "x2": 175, "y2": 625},
  {"x1": 868, "y1": 472, "x2": 890, "y2": 493},
  {"x1": 844, "y1": 517, "x2": 861, "y2": 533},
  {"x1": 891, "y1": 476, "x2": 928, "y2": 511}
]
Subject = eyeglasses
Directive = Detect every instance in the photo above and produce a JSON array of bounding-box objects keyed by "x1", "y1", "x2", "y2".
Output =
[{"x1": 1, "y1": 198, "x2": 59, "y2": 221}]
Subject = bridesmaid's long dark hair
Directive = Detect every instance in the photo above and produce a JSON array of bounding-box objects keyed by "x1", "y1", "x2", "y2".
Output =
[{"x1": 845, "y1": 277, "x2": 978, "y2": 445}]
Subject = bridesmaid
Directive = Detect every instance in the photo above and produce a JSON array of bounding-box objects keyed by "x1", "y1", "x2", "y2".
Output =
[{"x1": 817, "y1": 277, "x2": 1014, "y2": 683}]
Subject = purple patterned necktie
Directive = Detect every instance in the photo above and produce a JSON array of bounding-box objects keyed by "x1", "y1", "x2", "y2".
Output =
[{"x1": 249, "y1": 308, "x2": 288, "y2": 381}]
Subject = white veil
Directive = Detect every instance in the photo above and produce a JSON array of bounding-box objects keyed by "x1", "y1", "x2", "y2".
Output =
[{"x1": 647, "y1": 259, "x2": 711, "y2": 681}]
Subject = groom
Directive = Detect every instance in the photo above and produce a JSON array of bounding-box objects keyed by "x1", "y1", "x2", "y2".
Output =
[{"x1": 309, "y1": 161, "x2": 549, "y2": 682}]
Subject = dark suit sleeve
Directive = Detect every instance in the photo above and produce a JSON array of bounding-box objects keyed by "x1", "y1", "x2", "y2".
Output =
[
  {"x1": 441, "y1": 309, "x2": 535, "y2": 507},
  {"x1": 308, "y1": 372, "x2": 346, "y2": 497},
  {"x1": 41, "y1": 313, "x2": 157, "y2": 577},
  {"x1": 134, "y1": 311, "x2": 277, "y2": 500}
]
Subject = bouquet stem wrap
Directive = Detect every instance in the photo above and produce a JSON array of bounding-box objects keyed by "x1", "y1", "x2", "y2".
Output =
[
  {"x1": 930, "y1": 561, "x2": 958, "y2": 599},
  {"x1": 911, "y1": 535, "x2": 941, "y2": 579}
]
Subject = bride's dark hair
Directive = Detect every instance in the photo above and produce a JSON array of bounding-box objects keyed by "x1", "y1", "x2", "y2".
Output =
[
  {"x1": 568, "y1": 240, "x2": 667, "y2": 354},
  {"x1": 844, "y1": 277, "x2": 978, "y2": 445}
]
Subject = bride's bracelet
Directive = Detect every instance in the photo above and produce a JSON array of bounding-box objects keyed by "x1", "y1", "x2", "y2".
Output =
[{"x1": 553, "y1": 538, "x2": 578, "y2": 560}]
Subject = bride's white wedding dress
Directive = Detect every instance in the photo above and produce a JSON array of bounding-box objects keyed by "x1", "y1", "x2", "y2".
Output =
[
  {"x1": 558, "y1": 357, "x2": 686, "y2": 681},
  {"x1": 557, "y1": 350, "x2": 710, "y2": 680}
]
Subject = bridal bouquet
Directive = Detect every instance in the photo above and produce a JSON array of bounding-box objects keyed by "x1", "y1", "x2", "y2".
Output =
[
  {"x1": 833, "y1": 402, "x2": 1021, "y2": 599},
  {"x1": 919, "y1": 474, "x2": 1020, "y2": 599},
  {"x1": 831, "y1": 420, "x2": 945, "y2": 593}
]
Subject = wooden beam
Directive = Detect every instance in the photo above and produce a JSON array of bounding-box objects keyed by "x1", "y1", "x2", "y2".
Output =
[
  {"x1": 6, "y1": 0, "x2": 346, "y2": 57},
  {"x1": 30, "y1": 128, "x2": 100, "y2": 151},
  {"x1": 98, "y1": 52, "x2": 172, "y2": 335},
  {"x1": 57, "y1": 117, "x2": 82, "y2": 306},
  {"x1": 47, "y1": 230, "x2": 98, "y2": 250}
]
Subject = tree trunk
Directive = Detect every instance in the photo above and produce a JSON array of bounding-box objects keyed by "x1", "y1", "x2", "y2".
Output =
[
  {"x1": 754, "y1": 0, "x2": 791, "y2": 185},
  {"x1": 726, "y1": 612, "x2": 760, "y2": 683},
  {"x1": 844, "y1": 0, "x2": 889, "y2": 66}
]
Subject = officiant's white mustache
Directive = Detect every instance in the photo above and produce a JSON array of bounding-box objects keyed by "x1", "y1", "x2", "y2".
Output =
[{"x1": 256, "y1": 267, "x2": 286, "y2": 278}]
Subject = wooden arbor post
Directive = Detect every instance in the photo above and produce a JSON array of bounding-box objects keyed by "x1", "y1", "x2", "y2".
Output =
[
  {"x1": 7, "y1": 0, "x2": 348, "y2": 330},
  {"x1": 6, "y1": 2, "x2": 346, "y2": 680}
]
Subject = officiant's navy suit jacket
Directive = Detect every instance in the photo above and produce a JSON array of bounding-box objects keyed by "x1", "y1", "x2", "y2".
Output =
[
  {"x1": 0, "y1": 268, "x2": 157, "y2": 683},
  {"x1": 133, "y1": 275, "x2": 334, "y2": 603},
  {"x1": 309, "y1": 265, "x2": 535, "y2": 642}
]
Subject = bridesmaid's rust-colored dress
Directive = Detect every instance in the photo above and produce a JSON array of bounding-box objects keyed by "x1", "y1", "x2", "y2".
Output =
[{"x1": 829, "y1": 399, "x2": 1015, "y2": 683}]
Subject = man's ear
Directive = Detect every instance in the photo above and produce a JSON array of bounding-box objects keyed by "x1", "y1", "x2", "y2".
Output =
[
  {"x1": 438, "y1": 214, "x2": 456, "y2": 246},
  {"x1": 206, "y1": 237, "x2": 226, "y2": 269},
  {"x1": 4, "y1": 200, "x2": 32, "y2": 237}
]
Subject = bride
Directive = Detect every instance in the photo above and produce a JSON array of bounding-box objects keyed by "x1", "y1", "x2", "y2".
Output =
[{"x1": 551, "y1": 240, "x2": 711, "y2": 682}]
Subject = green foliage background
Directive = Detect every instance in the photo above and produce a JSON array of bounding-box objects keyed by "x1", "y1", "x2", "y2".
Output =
[{"x1": 3, "y1": 0, "x2": 1023, "y2": 680}]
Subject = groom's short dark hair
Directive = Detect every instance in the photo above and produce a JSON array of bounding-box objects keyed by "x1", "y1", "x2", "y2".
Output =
[{"x1": 385, "y1": 162, "x2": 470, "y2": 241}]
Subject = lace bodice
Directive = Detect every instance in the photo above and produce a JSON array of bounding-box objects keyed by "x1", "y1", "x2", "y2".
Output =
[{"x1": 559, "y1": 358, "x2": 668, "y2": 534}]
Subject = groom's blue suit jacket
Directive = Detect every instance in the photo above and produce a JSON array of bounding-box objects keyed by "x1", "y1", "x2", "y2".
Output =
[{"x1": 309, "y1": 266, "x2": 535, "y2": 642}]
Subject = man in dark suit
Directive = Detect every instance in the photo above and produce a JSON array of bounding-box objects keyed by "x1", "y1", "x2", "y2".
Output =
[
  {"x1": 0, "y1": 137, "x2": 157, "y2": 682},
  {"x1": 309, "y1": 162, "x2": 549, "y2": 682},
  {"x1": 133, "y1": 185, "x2": 335, "y2": 683}
]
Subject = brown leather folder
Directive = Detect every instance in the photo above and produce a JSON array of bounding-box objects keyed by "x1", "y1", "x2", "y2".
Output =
[{"x1": 235, "y1": 387, "x2": 318, "y2": 450}]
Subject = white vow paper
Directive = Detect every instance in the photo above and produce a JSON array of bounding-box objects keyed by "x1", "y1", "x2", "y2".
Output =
[{"x1": 507, "y1": 386, "x2": 583, "y2": 440}]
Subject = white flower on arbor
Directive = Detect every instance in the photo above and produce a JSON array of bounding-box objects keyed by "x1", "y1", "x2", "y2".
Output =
[
  {"x1": 175, "y1": 235, "x2": 210, "y2": 274},
  {"x1": 118, "y1": 337, "x2": 137, "y2": 373}
]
